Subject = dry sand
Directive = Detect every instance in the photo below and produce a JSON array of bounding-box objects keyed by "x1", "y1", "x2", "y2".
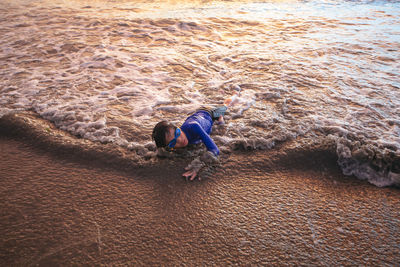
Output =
[{"x1": 1, "y1": 133, "x2": 399, "y2": 265}]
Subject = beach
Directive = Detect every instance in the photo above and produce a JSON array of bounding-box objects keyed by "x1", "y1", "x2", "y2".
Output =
[
  {"x1": 1, "y1": 0, "x2": 400, "y2": 264},
  {"x1": 1, "y1": 115, "x2": 400, "y2": 265}
]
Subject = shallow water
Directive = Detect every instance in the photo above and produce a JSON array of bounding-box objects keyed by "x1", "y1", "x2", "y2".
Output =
[{"x1": 0, "y1": 0, "x2": 399, "y2": 186}]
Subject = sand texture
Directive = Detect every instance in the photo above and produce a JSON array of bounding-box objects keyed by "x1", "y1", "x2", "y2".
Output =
[{"x1": 1, "y1": 133, "x2": 399, "y2": 265}]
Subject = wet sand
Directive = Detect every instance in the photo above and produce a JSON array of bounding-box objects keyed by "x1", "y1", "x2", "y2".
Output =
[{"x1": 1, "y1": 135, "x2": 399, "y2": 265}]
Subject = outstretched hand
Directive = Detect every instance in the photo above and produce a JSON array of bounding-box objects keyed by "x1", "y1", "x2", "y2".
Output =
[
  {"x1": 183, "y1": 167, "x2": 199, "y2": 181},
  {"x1": 183, "y1": 152, "x2": 219, "y2": 181},
  {"x1": 182, "y1": 157, "x2": 205, "y2": 181}
]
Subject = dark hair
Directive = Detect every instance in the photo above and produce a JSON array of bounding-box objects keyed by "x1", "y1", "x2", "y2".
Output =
[{"x1": 152, "y1": 121, "x2": 176, "y2": 148}]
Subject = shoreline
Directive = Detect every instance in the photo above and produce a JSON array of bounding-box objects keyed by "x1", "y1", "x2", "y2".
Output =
[
  {"x1": 0, "y1": 112, "x2": 341, "y2": 174},
  {"x1": 2, "y1": 112, "x2": 398, "y2": 187}
]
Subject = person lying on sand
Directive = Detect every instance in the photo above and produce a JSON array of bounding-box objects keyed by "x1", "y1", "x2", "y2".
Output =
[{"x1": 152, "y1": 92, "x2": 239, "y2": 181}]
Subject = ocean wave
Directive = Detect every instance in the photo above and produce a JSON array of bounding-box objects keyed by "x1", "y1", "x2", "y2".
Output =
[{"x1": 1, "y1": 112, "x2": 399, "y2": 187}]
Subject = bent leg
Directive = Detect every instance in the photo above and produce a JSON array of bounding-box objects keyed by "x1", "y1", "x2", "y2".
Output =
[{"x1": 211, "y1": 106, "x2": 228, "y2": 121}]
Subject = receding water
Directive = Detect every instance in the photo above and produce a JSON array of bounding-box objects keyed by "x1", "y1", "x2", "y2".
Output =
[{"x1": 0, "y1": 0, "x2": 399, "y2": 186}]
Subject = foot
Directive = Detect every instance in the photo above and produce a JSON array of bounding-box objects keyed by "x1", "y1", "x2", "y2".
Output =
[
  {"x1": 224, "y1": 98, "x2": 232, "y2": 106},
  {"x1": 224, "y1": 93, "x2": 239, "y2": 107},
  {"x1": 217, "y1": 115, "x2": 225, "y2": 125}
]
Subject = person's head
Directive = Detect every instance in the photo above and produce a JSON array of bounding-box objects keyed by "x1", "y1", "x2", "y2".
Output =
[{"x1": 152, "y1": 121, "x2": 188, "y2": 150}]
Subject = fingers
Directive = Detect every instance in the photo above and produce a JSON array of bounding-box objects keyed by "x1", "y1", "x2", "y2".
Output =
[
  {"x1": 190, "y1": 171, "x2": 198, "y2": 181},
  {"x1": 182, "y1": 169, "x2": 199, "y2": 181},
  {"x1": 183, "y1": 170, "x2": 194, "y2": 176},
  {"x1": 192, "y1": 172, "x2": 201, "y2": 181},
  {"x1": 183, "y1": 170, "x2": 192, "y2": 182}
]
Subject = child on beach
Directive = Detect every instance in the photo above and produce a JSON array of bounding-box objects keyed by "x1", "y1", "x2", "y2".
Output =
[{"x1": 152, "y1": 93, "x2": 239, "y2": 181}]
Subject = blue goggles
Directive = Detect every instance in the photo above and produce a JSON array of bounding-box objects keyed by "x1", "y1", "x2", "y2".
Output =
[{"x1": 167, "y1": 128, "x2": 181, "y2": 149}]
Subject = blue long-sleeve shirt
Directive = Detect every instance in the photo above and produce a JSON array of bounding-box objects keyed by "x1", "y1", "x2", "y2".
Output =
[{"x1": 181, "y1": 110, "x2": 219, "y2": 156}]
